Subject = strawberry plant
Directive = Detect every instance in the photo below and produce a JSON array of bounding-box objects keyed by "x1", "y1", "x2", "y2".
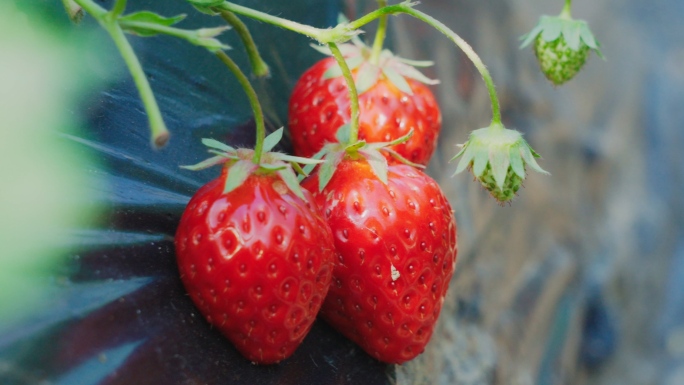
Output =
[{"x1": 62, "y1": 0, "x2": 604, "y2": 368}]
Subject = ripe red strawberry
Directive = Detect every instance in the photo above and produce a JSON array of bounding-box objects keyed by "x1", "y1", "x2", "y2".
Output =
[
  {"x1": 289, "y1": 42, "x2": 442, "y2": 166},
  {"x1": 175, "y1": 149, "x2": 335, "y2": 364},
  {"x1": 301, "y1": 157, "x2": 457, "y2": 363}
]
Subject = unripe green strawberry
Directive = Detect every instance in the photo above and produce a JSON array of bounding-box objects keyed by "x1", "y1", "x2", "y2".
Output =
[
  {"x1": 452, "y1": 123, "x2": 548, "y2": 203},
  {"x1": 534, "y1": 34, "x2": 590, "y2": 85},
  {"x1": 477, "y1": 163, "x2": 525, "y2": 202},
  {"x1": 520, "y1": 10, "x2": 603, "y2": 86}
]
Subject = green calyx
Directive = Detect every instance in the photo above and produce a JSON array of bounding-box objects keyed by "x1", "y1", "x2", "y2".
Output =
[
  {"x1": 451, "y1": 124, "x2": 549, "y2": 203},
  {"x1": 520, "y1": 14, "x2": 603, "y2": 85},
  {"x1": 312, "y1": 16, "x2": 438, "y2": 96},
  {"x1": 302, "y1": 126, "x2": 422, "y2": 192},
  {"x1": 181, "y1": 128, "x2": 323, "y2": 200}
]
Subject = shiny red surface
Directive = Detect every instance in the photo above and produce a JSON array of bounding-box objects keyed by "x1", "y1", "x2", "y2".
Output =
[
  {"x1": 302, "y1": 159, "x2": 457, "y2": 363},
  {"x1": 175, "y1": 172, "x2": 335, "y2": 364},
  {"x1": 289, "y1": 57, "x2": 442, "y2": 166}
]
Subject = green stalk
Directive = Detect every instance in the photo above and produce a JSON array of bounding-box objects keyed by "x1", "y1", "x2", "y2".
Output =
[
  {"x1": 73, "y1": 0, "x2": 170, "y2": 147},
  {"x1": 560, "y1": 0, "x2": 573, "y2": 18},
  {"x1": 348, "y1": 3, "x2": 502, "y2": 127},
  {"x1": 218, "y1": 2, "x2": 322, "y2": 40},
  {"x1": 369, "y1": 0, "x2": 389, "y2": 65},
  {"x1": 215, "y1": 51, "x2": 266, "y2": 164},
  {"x1": 218, "y1": 10, "x2": 270, "y2": 77},
  {"x1": 328, "y1": 43, "x2": 360, "y2": 144}
]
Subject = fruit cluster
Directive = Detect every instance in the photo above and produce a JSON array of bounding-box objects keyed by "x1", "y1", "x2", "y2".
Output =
[{"x1": 64, "y1": 0, "x2": 602, "y2": 366}]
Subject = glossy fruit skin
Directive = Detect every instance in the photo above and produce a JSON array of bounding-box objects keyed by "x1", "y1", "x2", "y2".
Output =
[
  {"x1": 289, "y1": 57, "x2": 442, "y2": 166},
  {"x1": 175, "y1": 171, "x2": 335, "y2": 364},
  {"x1": 301, "y1": 159, "x2": 457, "y2": 363}
]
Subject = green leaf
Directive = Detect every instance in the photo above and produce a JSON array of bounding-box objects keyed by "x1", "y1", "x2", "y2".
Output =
[
  {"x1": 393, "y1": 62, "x2": 439, "y2": 85},
  {"x1": 318, "y1": 151, "x2": 345, "y2": 192},
  {"x1": 273, "y1": 153, "x2": 325, "y2": 165},
  {"x1": 489, "y1": 146, "x2": 510, "y2": 190},
  {"x1": 509, "y1": 146, "x2": 525, "y2": 179},
  {"x1": 263, "y1": 127, "x2": 283, "y2": 153},
  {"x1": 540, "y1": 16, "x2": 562, "y2": 42},
  {"x1": 180, "y1": 155, "x2": 228, "y2": 171},
  {"x1": 301, "y1": 147, "x2": 329, "y2": 179},
  {"x1": 359, "y1": 149, "x2": 388, "y2": 185},
  {"x1": 562, "y1": 21, "x2": 582, "y2": 51},
  {"x1": 453, "y1": 142, "x2": 475, "y2": 175},
  {"x1": 291, "y1": 161, "x2": 308, "y2": 177},
  {"x1": 277, "y1": 168, "x2": 306, "y2": 200},
  {"x1": 207, "y1": 149, "x2": 238, "y2": 159},
  {"x1": 202, "y1": 138, "x2": 236, "y2": 153},
  {"x1": 520, "y1": 145, "x2": 549, "y2": 175},
  {"x1": 365, "y1": 129, "x2": 414, "y2": 151},
  {"x1": 355, "y1": 63, "x2": 380, "y2": 95},
  {"x1": 335, "y1": 124, "x2": 351, "y2": 144},
  {"x1": 382, "y1": 66, "x2": 413, "y2": 95},
  {"x1": 259, "y1": 162, "x2": 287, "y2": 172},
  {"x1": 472, "y1": 146, "x2": 489, "y2": 177},
  {"x1": 519, "y1": 24, "x2": 543, "y2": 48},
  {"x1": 579, "y1": 24, "x2": 598, "y2": 50},
  {"x1": 382, "y1": 148, "x2": 425, "y2": 169},
  {"x1": 224, "y1": 160, "x2": 257, "y2": 194},
  {"x1": 310, "y1": 43, "x2": 332, "y2": 56},
  {"x1": 395, "y1": 56, "x2": 434, "y2": 67},
  {"x1": 119, "y1": 11, "x2": 186, "y2": 27}
]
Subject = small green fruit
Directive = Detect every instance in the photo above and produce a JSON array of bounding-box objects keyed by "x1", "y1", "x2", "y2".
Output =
[
  {"x1": 452, "y1": 123, "x2": 548, "y2": 204},
  {"x1": 534, "y1": 34, "x2": 590, "y2": 85},
  {"x1": 521, "y1": 14, "x2": 603, "y2": 86}
]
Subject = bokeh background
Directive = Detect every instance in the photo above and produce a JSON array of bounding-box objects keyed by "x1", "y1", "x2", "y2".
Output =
[{"x1": 1, "y1": 0, "x2": 682, "y2": 384}]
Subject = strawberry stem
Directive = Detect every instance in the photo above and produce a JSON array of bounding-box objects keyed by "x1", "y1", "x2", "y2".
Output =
[
  {"x1": 348, "y1": 3, "x2": 503, "y2": 126},
  {"x1": 218, "y1": 10, "x2": 270, "y2": 77},
  {"x1": 328, "y1": 42, "x2": 360, "y2": 144},
  {"x1": 73, "y1": 0, "x2": 170, "y2": 148},
  {"x1": 560, "y1": 0, "x2": 573, "y2": 19},
  {"x1": 369, "y1": 0, "x2": 389, "y2": 65},
  {"x1": 215, "y1": 51, "x2": 266, "y2": 164},
  {"x1": 219, "y1": 2, "x2": 316, "y2": 37}
]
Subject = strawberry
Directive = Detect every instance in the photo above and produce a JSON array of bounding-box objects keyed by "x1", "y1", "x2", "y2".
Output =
[
  {"x1": 452, "y1": 122, "x2": 549, "y2": 203},
  {"x1": 175, "y1": 129, "x2": 335, "y2": 364},
  {"x1": 289, "y1": 39, "x2": 442, "y2": 166},
  {"x1": 520, "y1": 9, "x2": 603, "y2": 86},
  {"x1": 301, "y1": 156, "x2": 457, "y2": 364}
]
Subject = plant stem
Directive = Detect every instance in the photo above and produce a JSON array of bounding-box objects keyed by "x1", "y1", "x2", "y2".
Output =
[
  {"x1": 348, "y1": 3, "x2": 502, "y2": 125},
  {"x1": 370, "y1": 0, "x2": 388, "y2": 65},
  {"x1": 106, "y1": 24, "x2": 170, "y2": 147},
  {"x1": 218, "y1": 2, "x2": 322, "y2": 41},
  {"x1": 560, "y1": 0, "x2": 573, "y2": 18},
  {"x1": 328, "y1": 43, "x2": 360, "y2": 144},
  {"x1": 218, "y1": 10, "x2": 271, "y2": 77},
  {"x1": 73, "y1": 0, "x2": 170, "y2": 147},
  {"x1": 215, "y1": 51, "x2": 266, "y2": 164}
]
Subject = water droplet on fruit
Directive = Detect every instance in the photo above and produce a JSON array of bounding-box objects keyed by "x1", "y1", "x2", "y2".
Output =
[
  {"x1": 382, "y1": 206, "x2": 389, "y2": 216},
  {"x1": 193, "y1": 233, "x2": 202, "y2": 245},
  {"x1": 196, "y1": 201, "x2": 208, "y2": 216}
]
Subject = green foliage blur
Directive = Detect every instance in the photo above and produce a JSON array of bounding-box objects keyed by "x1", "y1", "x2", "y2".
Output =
[{"x1": 0, "y1": 1, "x2": 102, "y2": 327}]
